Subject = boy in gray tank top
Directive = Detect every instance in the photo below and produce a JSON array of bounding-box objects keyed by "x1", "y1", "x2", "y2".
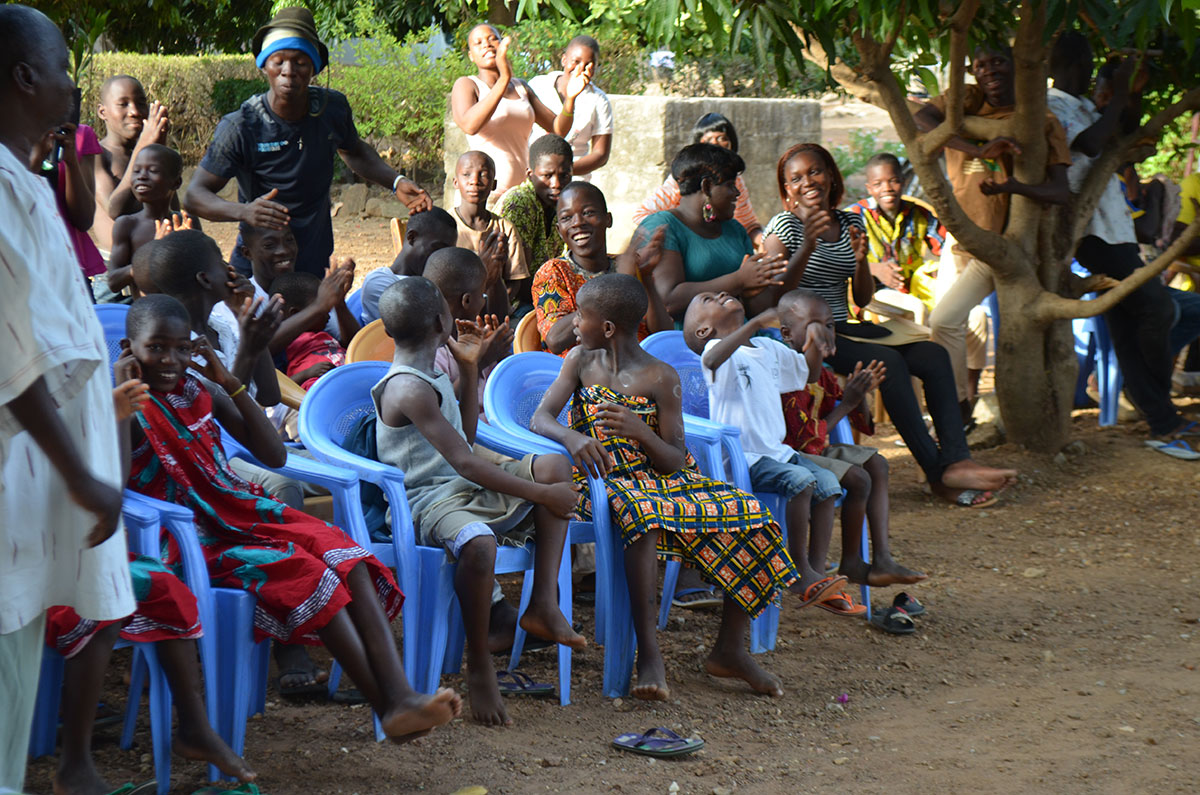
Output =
[{"x1": 371, "y1": 277, "x2": 584, "y2": 728}]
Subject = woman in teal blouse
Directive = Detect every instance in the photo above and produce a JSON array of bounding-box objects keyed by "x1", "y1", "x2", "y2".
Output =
[{"x1": 638, "y1": 143, "x2": 785, "y2": 326}]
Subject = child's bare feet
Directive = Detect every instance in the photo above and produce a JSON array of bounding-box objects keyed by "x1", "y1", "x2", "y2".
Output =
[
  {"x1": 518, "y1": 604, "x2": 586, "y2": 650},
  {"x1": 174, "y1": 724, "x2": 256, "y2": 782},
  {"x1": 632, "y1": 655, "x2": 670, "y2": 701},
  {"x1": 466, "y1": 667, "x2": 512, "y2": 727},
  {"x1": 487, "y1": 599, "x2": 519, "y2": 653},
  {"x1": 940, "y1": 459, "x2": 1018, "y2": 492},
  {"x1": 840, "y1": 557, "x2": 927, "y2": 587},
  {"x1": 380, "y1": 687, "x2": 462, "y2": 738},
  {"x1": 273, "y1": 643, "x2": 328, "y2": 694},
  {"x1": 704, "y1": 648, "x2": 784, "y2": 697},
  {"x1": 52, "y1": 762, "x2": 109, "y2": 795}
]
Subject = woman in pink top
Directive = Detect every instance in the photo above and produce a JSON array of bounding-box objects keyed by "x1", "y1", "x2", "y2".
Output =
[
  {"x1": 29, "y1": 123, "x2": 106, "y2": 296},
  {"x1": 633, "y1": 112, "x2": 763, "y2": 247},
  {"x1": 451, "y1": 24, "x2": 585, "y2": 197}
]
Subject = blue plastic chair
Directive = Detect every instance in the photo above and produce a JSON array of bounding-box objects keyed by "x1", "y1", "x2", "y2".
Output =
[
  {"x1": 94, "y1": 303, "x2": 366, "y2": 746},
  {"x1": 482, "y1": 352, "x2": 735, "y2": 696},
  {"x1": 29, "y1": 494, "x2": 229, "y2": 794},
  {"x1": 641, "y1": 331, "x2": 873, "y2": 641},
  {"x1": 298, "y1": 361, "x2": 578, "y2": 704},
  {"x1": 345, "y1": 288, "x2": 364, "y2": 326}
]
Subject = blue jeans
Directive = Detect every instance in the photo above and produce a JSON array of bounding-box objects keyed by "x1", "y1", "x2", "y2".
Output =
[
  {"x1": 1169, "y1": 287, "x2": 1200, "y2": 356},
  {"x1": 749, "y1": 453, "x2": 841, "y2": 503}
]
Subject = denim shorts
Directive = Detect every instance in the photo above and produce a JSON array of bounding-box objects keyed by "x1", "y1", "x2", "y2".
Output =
[{"x1": 749, "y1": 453, "x2": 842, "y2": 503}]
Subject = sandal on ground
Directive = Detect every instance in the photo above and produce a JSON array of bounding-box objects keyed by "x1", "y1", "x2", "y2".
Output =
[
  {"x1": 671, "y1": 586, "x2": 723, "y2": 609},
  {"x1": 496, "y1": 670, "x2": 555, "y2": 697},
  {"x1": 1144, "y1": 439, "x2": 1200, "y2": 460},
  {"x1": 951, "y1": 488, "x2": 998, "y2": 508},
  {"x1": 795, "y1": 575, "x2": 848, "y2": 608},
  {"x1": 107, "y1": 783, "x2": 158, "y2": 795},
  {"x1": 492, "y1": 636, "x2": 553, "y2": 656},
  {"x1": 612, "y1": 727, "x2": 704, "y2": 758},
  {"x1": 815, "y1": 588, "x2": 867, "y2": 617},
  {"x1": 870, "y1": 606, "x2": 916, "y2": 635},
  {"x1": 275, "y1": 667, "x2": 328, "y2": 699},
  {"x1": 1171, "y1": 421, "x2": 1200, "y2": 437},
  {"x1": 892, "y1": 592, "x2": 926, "y2": 617},
  {"x1": 330, "y1": 687, "x2": 366, "y2": 705}
]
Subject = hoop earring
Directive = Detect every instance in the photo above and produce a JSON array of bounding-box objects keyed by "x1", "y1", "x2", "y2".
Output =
[{"x1": 703, "y1": 202, "x2": 716, "y2": 223}]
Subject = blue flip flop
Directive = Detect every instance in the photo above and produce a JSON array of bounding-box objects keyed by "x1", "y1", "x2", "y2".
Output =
[
  {"x1": 671, "y1": 587, "x2": 723, "y2": 609},
  {"x1": 612, "y1": 727, "x2": 704, "y2": 758},
  {"x1": 496, "y1": 670, "x2": 555, "y2": 697},
  {"x1": 1144, "y1": 439, "x2": 1200, "y2": 460}
]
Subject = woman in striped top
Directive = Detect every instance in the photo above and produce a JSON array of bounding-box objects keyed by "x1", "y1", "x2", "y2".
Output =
[{"x1": 763, "y1": 143, "x2": 1016, "y2": 507}]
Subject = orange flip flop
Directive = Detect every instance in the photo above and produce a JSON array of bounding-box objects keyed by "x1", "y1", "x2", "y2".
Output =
[
  {"x1": 795, "y1": 575, "x2": 847, "y2": 608},
  {"x1": 815, "y1": 588, "x2": 868, "y2": 617}
]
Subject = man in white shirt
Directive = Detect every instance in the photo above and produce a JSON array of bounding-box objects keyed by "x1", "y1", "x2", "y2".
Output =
[
  {"x1": 528, "y1": 36, "x2": 614, "y2": 180},
  {"x1": 0, "y1": 7, "x2": 135, "y2": 790},
  {"x1": 1047, "y1": 32, "x2": 1188, "y2": 444}
]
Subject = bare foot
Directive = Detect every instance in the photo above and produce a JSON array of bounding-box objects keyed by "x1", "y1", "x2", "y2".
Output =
[
  {"x1": 388, "y1": 729, "x2": 432, "y2": 745},
  {"x1": 53, "y1": 761, "x2": 110, "y2": 795},
  {"x1": 380, "y1": 687, "x2": 463, "y2": 738},
  {"x1": 518, "y1": 604, "x2": 586, "y2": 650},
  {"x1": 487, "y1": 599, "x2": 519, "y2": 654},
  {"x1": 174, "y1": 725, "x2": 256, "y2": 782},
  {"x1": 930, "y1": 482, "x2": 996, "y2": 508},
  {"x1": 840, "y1": 557, "x2": 927, "y2": 587},
  {"x1": 466, "y1": 667, "x2": 512, "y2": 727},
  {"x1": 940, "y1": 459, "x2": 1018, "y2": 492},
  {"x1": 273, "y1": 643, "x2": 328, "y2": 694},
  {"x1": 632, "y1": 655, "x2": 670, "y2": 701},
  {"x1": 704, "y1": 648, "x2": 784, "y2": 697}
]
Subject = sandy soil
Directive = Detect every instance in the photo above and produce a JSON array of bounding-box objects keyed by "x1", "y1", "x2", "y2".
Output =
[{"x1": 24, "y1": 189, "x2": 1200, "y2": 795}]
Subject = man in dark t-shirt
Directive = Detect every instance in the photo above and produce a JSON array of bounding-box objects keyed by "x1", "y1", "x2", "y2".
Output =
[{"x1": 185, "y1": 7, "x2": 431, "y2": 276}]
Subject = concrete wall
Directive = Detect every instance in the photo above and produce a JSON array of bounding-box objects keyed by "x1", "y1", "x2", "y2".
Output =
[{"x1": 443, "y1": 95, "x2": 821, "y2": 252}]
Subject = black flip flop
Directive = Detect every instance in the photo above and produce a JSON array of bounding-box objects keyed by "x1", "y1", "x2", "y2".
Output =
[
  {"x1": 892, "y1": 592, "x2": 925, "y2": 617},
  {"x1": 276, "y1": 667, "x2": 328, "y2": 699},
  {"x1": 612, "y1": 727, "x2": 704, "y2": 758},
  {"x1": 496, "y1": 670, "x2": 555, "y2": 697},
  {"x1": 870, "y1": 606, "x2": 916, "y2": 635}
]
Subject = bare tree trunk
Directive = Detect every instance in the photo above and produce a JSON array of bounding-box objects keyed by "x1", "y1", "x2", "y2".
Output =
[{"x1": 993, "y1": 277, "x2": 1078, "y2": 452}]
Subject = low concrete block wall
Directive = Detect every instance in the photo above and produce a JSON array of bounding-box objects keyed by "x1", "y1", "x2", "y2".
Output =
[{"x1": 443, "y1": 94, "x2": 821, "y2": 252}]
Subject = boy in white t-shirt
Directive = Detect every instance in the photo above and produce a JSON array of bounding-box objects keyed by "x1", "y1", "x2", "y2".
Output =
[
  {"x1": 684, "y1": 291, "x2": 857, "y2": 612},
  {"x1": 528, "y1": 36, "x2": 613, "y2": 180}
]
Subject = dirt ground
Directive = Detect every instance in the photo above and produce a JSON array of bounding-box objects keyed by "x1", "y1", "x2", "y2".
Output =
[{"x1": 24, "y1": 160, "x2": 1200, "y2": 795}]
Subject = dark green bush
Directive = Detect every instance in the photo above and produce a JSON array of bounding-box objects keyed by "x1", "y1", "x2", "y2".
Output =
[{"x1": 211, "y1": 77, "x2": 269, "y2": 116}]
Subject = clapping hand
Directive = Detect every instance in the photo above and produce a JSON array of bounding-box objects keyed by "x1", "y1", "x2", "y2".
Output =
[
  {"x1": 849, "y1": 225, "x2": 868, "y2": 264},
  {"x1": 737, "y1": 251, "x2": 787, "y2": 290},
  {"x1": 799, "y1": 210, "x2": 834, "y2": 252},
  {"x1": 842, "y1": 359, "x2": 887, "y2": 407},
  {"x1": 237, "y1": 294, "x2": 284, "y2": 354},
  {"x1": 479, "y1": 229, "x2": 508, "y2": 287},
  {"x1": 154, "y1": 210, "x2": 195, "y2": 239},
  {"x1": 319, "y1": 257, "x2": 356, "y2": 310},
  {"x1": 634, "y1": 226, "x2": 666, "y2": 278},
  {"x1": 870, "y1": 258, "x2": 905, "y2": 290},
  {"x1": 801, "y1": 320, "x2": 835, "y2": 360},
  {"x1": 447, "y1": 315, "x2": 503, "y2": 367},
  {"x1": 138, "y1": 101, "x2": 170, "y2": 147},
  {"x1": 479, "y1": 313, "x2": 513, "y2": 367}
]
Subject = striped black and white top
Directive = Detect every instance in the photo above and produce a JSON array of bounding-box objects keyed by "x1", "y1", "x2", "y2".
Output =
[{"x1": 763, "y1": 209, "x2": 865, "y2": 322}]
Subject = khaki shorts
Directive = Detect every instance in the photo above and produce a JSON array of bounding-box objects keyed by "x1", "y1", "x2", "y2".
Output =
[{"x1": 798, "y1": 443, "x2": 878, "y2": 480}]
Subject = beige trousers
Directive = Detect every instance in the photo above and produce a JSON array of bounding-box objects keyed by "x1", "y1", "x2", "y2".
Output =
[{"x1": 929, "y1": 239, "x2": 992, "y2": 401}]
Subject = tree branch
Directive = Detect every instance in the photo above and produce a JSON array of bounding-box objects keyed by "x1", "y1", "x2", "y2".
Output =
[
  {"x1": 1006, "y1": 0, "x2": 1050, "y2": 249},
  {"x1": 1036, "y1": 214, "x2": 1200, "y2": 321},
  {"x1": 919, "y1": 0, "x2": 980, "y2": 156}
]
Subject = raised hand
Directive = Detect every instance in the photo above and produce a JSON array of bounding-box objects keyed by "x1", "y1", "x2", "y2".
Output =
[
  {"x1": 394, "y1": 178, "x2": 432, "y2": 213},
  {"x1": 801, "y1": 321, "x2": 834, "y2": 360},
  {"x1": 479, "y1": 229, "x2": 507, "y2": 287},
  {"x1": 634, "y1": 226, "x2": 666, "y2": 277},
  {"x1": 849, "y1": 225, "x2": 868, "y2": 264},
  {"x1": 479, "y1": 313, "x2": 513, "y2": 367},
  {"x1": 243, "y1": 188, "x2": 290, "y2": 230},
  {"x1": 49, "y1": 123, "x2": 79, "y2": 165},
  {"x1": 737, "y1": 251, "x2": 787, "y2": 290},
  {"x1": 138, "y1": 101, "x2": 170, "y2": 147},
  {"x1": 188, "y1": 335, "x2": 236, "y2": 390},
  {"x1": 318, "y1": 258, "x2": 355, "y2": 310},
  {"x1": 842, "y1": 359, "x2": 887, "y2": 406},
  {"x1": 565, "y1": 61, "x2": 592, "y2": 100},
  {"x1": 154, "y1": 210, "x2": 195, "y2": 240},
  {"x1": 446, "y1": 316, "x2": 500, "y2": 367},
  {"x1": 225, "y1": 265, "x2": 255, "y2": 308},
  {"x1": 565, "y1": 431, "x2": 612, "y2": 478},
  {"x1": 799, "y1": 210, "x2": 834, "y2": 251},
  {"x1": 238, "y1": 294, "x2": 284, "y2": 355},
  {"x1": 496, "y1": 36, "x2": 514, "y2": 77},
  {"x1": 977, "y1": 137, "x2": 1021, "y2": 160}
]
